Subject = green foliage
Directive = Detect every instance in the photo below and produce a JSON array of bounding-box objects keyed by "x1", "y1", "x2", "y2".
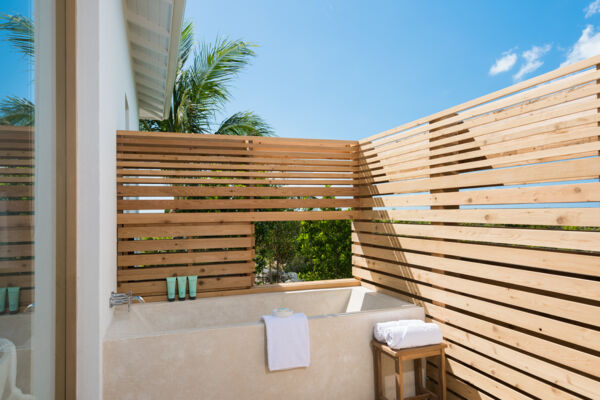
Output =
[
  {"x1": 296, "y1": 219, "x2": 352, "y2": 281},
  {"x1": 0, "y1": 96, "x2": 34, "y2": 126},
  {"x1": 255, "y1": 221, "x2": 301, "y2": 282},
  {"x1": 215, "y1": 111, "x2": 274, "y2": 136},
  {"x1": 140, "y1": 21, "x2": 273, "y2": 136},
  {"x1": 0, "y1": 13, "x2": 34, "y2": 126},
  {"x1": 0, "y1": 13, "x2": 34, "y2": 57}
]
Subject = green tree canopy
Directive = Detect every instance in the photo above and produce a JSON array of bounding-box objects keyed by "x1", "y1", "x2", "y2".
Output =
[{"x1": 296, "y1": 219, "x2": 352, "y2": 281}]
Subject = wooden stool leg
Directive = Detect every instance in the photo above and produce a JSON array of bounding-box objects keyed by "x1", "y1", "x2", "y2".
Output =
[
  {"x1": 439, "y1": 349, "x2": 447, "y2": 400},
  {"x1": 414, "y1": 358, "x2": 423, "y2": 395},
  {"x1": 395, "y1": 358, "x2": 404, "y2": 400},
  {"x1": 373, "y1": 347, "x2": 383, "y2": 399}
]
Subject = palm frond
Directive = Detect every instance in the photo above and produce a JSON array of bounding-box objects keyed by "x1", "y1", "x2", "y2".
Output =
[
  {"x1": 0, "y1": 96, "x2": 34, "y2": 126},
  {"x1": 170, "y1": 38, "x2": 257, "y2": 133},
  {"x1": 142, "y1": 31, "x2": 272, "y2": 136},
  {"x1": 178, "y1": 20, "x2": 195, "y2": 68},
  {"x1": 0, "y1": 13, "x2": 34, "y2": 58},
  {"x1": 215, "y1": 111, "x2": 274, "y2": 136},
  {"x1": 192, "y1": 38, "x2": 256, "y2": 111}
]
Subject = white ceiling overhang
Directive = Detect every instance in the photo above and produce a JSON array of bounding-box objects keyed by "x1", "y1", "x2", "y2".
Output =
[{"x1": 124, "y1": 0, "x2": 186, "y2": 120}]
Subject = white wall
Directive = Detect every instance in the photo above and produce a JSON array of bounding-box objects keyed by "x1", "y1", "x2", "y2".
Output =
[{"x1": 76, "y1": 0, "x2": 137, "y2": 398}]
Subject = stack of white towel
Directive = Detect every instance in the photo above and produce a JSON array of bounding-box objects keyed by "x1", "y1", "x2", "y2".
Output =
[{"x1": 374, "y1": 319, "x2": 442, "y2": 349}]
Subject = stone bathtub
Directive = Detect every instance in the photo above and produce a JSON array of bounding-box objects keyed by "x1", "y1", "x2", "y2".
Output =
[{"x1": 103, "y1": 285, "x2": 424, "y2": 399}]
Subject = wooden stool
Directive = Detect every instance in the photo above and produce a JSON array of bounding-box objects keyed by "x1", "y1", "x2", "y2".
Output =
[{"x1": 372, "y1": 340, "x2": 447, "y2": 400}]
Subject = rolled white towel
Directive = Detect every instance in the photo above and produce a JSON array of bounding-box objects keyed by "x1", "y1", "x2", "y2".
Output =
[
  {"x1": 373, "y1": 319, "x2": 424, "y2": 343},
  {"x1": 385, "y1": 323, "x2": 443, "y2": 349}
]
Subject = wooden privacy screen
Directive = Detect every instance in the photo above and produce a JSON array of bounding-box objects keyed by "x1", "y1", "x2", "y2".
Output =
[
  {"x1": 353, "y1": 56, "x2": 600, "y2": 399},
  {"x1": 116, "y1": 133, "x2": 359, "y2": 300},
  {"x1": 0, "y1": 126, "x2": 34, "y2": 311}
]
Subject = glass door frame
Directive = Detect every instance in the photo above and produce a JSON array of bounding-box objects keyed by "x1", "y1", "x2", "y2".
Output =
[{"x1": 33, "y1": 0, "x2": 77, "y2": 398}]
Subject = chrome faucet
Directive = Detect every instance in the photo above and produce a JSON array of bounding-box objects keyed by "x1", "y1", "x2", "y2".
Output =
[{"x1": 110, "y1": 290, "x2": 145, "y2": 311}]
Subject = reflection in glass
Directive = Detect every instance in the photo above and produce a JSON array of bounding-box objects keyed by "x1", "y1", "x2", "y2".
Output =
[{"x1": 0, "y1": 0, "x2": 35, "y2": 397}]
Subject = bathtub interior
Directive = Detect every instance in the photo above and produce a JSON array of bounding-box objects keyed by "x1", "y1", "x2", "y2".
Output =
[{"x1": 107, "y1": 286, "x2": 417, "y2": 339}]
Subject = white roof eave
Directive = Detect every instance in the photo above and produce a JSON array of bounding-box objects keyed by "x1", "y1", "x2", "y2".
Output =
[{"x1": 124, "y1": 0, "x2": 187, "y2": 120}]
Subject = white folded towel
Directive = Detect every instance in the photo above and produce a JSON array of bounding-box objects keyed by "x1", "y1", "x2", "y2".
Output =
[
  {"x1": 262, "y1": 313, "x2": 310, "y2": 371},
  {"x1": 373, "y1": 319, "x2": 425, "y2": 343},
  {"x1": 0, "y1": 338, "x2": 34, "y2": 400},
  {"x1": 385, "y1": 323, "x2": 443, "y2": 349}
]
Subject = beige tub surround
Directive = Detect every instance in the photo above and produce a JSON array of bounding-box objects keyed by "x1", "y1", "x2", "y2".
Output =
[{"x1": 103, "y1": 286, "x2": 424, "y2": 399}]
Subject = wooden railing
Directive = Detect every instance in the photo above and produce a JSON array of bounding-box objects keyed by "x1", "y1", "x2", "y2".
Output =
[
  {"x1": 353, "y1": 55, "x2": 600, "y2": 399},
  {"x1": 116, "y1": 132, "x2": 360, "y2": 300},
  {"x1": 0, "y1": 125, "x2": 34, "y2": 311}
]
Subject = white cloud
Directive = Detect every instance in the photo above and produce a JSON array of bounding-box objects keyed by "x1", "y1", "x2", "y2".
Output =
[
  {"x1": 585, "y1": 0, "x2": 600, "y2": 18},
  {"x1": 513, "y1": 44, "x2": 551, "y2": 81},
  {"x1": 489, "y1": 51, "x2": 518, "y2": 76},
  {"x1": 561, "y1": 25, "x2": 600, "y2": 66}
]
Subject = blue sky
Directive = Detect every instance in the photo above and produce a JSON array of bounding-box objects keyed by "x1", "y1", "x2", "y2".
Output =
[
  {"x1": 185, "y1": 0, "x2": 600, "y2": 140},
  {"x1": 2, "y1": 1, "x2": 600, "y2": 141},
  {"x1": 0, "y1": 0, "x2": 34, "y2": 105}
]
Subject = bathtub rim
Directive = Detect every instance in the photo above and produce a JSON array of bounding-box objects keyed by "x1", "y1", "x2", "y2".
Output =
[{"x1": 105, "y1": 286, "x2": 421, "y2": 341}]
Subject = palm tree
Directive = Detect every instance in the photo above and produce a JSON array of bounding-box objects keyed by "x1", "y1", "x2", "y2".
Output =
[
  {"x1": 140, "y1": 21, "x2": 273, "y2": 136},
  {"x1": 0, "y1": 13, "x2": 35, "y2": 126}
]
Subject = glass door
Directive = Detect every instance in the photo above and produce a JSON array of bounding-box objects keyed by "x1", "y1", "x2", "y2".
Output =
[{"x1": 0, "y1": 0, "x2": 59, "y2": 398}]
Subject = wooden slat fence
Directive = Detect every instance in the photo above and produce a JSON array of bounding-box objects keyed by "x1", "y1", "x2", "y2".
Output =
[
  {"x1": 0, "y1": 125, "x2": 34, "y2": 311},
  {"x1": 117, "y1": 221, "x2": 256, "y2": 301},
  {"x1": 116, "y1": 133, "x2": 360, "y2": 299},
  {"x1": 353, "y1": 55, "x2": 600, "y2": 400}
]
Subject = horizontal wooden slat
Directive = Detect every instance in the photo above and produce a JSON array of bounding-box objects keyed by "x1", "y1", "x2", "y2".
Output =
[
  {"x1": 0, "y1": 274, "x2": 33, "y2": 288},
  {"x1": 0, "y1": 167, "x2": 34, "y2": 175},
  {"x1": 117, "y1": 130, "x2": 358, "y2": 146},
  {"x1": 0, "y1": 259, "x2": 33, "y2": 274},
  {"x1": 0, "y1": 185, "x2": 34, "y2": 197},
  {"x1": 117, "y1": 177, "x2": 354, "y2": 186},
  {"x1": 117, "y1": 223, "x2": 253, "y2": 238},
  {"x1": 118, "y1": 210, "x2": 355, "y2": 224},
  {"x1": 370, "y1": 138, "x2": 600, "y2": 182},
  {"x1": 361, "y1": 115, "x2": 600, "y2": 171},
  {"x1": 0, "y1": 227, "x2": 33, "y2": 242},
  {"x1": 116, "y1": 160, "x2": 357, "y2": 172},
  {"x1": 117, "y1": 145, "x2": 356, "y2": 159},
  {"x1": 352, "y1": 224, "x2": 599, "y2": 277},
  {"x1": 360, "y1": 157, "x2": 600, "y2": 194},
  {"x1": 427, "y1": 306, "x2": 600, "y2": 399},
  {"x1": 360, "y1": 182, "x2": 600, "y2": 207},
  {"x1": 352, "y1": 252, "x2": 599, "y2": 326},
  {"x1": 352, "y1": 221, "x2": 600, "y2": 252},
  {"x1": 117, "y1": 185, "x2": 356, "y2": 197},
  {"x1": 117, "y1": 136, "x2": 357, "y2": 153},
  {"x1": 117, "y1": 275, "x2": 253, "y2": 296},
  {"x1": 117, "y1": 249, "x2": 253, "y2": 267},
  {"x1": 354, "y1": 268, "x2": 600, "y2": 362},
  {"x1": 118, "y1": 236, "x2": 252, "y2": 252},
  {"x1": 352, "y1": 252, "x2": 599, "y2": 300},
  {"x1": 117, "y1": 262, "x2": 254, "y2": 281},
  {"x1": 0, "y1": 244, "x2": 34, "y2": 258},
  {"x1": 117, "y1": 152, "x2": 358, "y2": 166},
  {"x1": 362, "y1": 207, "x2": 600, "y2": 226},
  {"x1": 117, "y1": 168, "x2": 356, "y2": 179},
  {"x1": 118, "y1": 198, "x2": 358, "y2": 211}
]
